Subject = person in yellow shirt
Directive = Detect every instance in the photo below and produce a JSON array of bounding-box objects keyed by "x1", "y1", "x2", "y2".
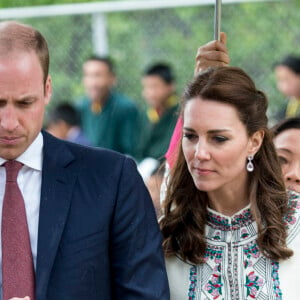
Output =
[
  {"x1": 274, "y1": 55, "x2": 300, "y2": 119},
  {"x1": 137, "y1": 63, "x2": 179, "y2": 177}
]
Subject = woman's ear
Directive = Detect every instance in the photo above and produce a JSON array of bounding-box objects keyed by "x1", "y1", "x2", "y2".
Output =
[{"x1": 248, "y1": 130, "x2": 264, "y2": 156}]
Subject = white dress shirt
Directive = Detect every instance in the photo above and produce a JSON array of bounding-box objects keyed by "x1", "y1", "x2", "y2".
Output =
[{"x1": 0, "y1": 133, "x2": 43, "y2": 299}]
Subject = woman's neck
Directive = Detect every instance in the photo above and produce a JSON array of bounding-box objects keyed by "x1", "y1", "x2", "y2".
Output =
[{"x1": 207, "y1": 183, "x2": 249, "y2": 217}]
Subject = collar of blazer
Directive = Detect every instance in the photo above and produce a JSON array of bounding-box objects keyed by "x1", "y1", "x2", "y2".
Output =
[{"x1": 36, "y1": 130, "x2": 82, "y2": 299}]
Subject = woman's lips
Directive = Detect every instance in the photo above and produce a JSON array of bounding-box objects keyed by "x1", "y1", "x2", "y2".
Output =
[{"x1": 193, "y1": 167, "x2": 215, "y2": 175}]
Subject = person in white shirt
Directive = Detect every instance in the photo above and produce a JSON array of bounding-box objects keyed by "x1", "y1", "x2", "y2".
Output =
[{"x1": 160, "y1": 64, "x2": 300, "y2": 299}]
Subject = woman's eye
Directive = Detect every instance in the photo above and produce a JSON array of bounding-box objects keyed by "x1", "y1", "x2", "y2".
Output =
[
  {"x1": 212, "y1": 136, "x2": 228, "y2": 143},
  {"x1": 183, "y1": 133, "x2": 197, "y2": 140},
  {"x1": 278, "y1": 156, "x2": 288, "y2": 165}
]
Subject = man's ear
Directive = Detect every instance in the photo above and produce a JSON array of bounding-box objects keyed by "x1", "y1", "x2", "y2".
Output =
[{"x1": 44, "y1": 75, "x2": 52, "y2": 105}]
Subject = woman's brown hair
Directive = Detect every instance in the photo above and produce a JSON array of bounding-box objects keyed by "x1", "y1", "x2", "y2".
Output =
[{"x1": 160, "y1": 67, "x2": 293, "y2": 264}]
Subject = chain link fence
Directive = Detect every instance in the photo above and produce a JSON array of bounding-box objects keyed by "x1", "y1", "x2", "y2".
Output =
[{"x1": 1, "y1": 0, "x2": 299, "y2": 123}]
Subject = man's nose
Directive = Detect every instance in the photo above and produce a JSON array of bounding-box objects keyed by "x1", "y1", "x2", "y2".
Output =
[
  {"x1": 284, "y1": 162, "x2": 300, "y2": 184},
  {"x1": 0, "y1": 106, "x2": 19, "y2": 132}
]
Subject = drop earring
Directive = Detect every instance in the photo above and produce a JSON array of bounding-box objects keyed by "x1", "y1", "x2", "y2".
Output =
[{"x1": 246, "y1": 155, "x2": 254, "y2": 172}]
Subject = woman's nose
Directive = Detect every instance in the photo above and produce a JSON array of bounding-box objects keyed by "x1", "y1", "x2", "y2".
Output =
[{"x1": 194, "y1": 142, "x2": 211, "y2": 161}]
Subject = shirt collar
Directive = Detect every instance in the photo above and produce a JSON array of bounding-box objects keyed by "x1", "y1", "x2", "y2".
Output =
[
  {"x1": 206, "y1": 204, "x2": 253, "y2": 231},
  {"x1": 0, "y1": 132, "x2": 43, "y2": 171}
]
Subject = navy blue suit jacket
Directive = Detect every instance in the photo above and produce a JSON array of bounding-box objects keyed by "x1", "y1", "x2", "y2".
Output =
[{"x1": 35, "y1": 132, "x2": 169, "y2": 299}]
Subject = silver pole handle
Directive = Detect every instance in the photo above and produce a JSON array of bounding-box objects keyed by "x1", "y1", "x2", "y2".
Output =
[{"x1": 214, "y1": 0, "x2": 221, "y2": 41}]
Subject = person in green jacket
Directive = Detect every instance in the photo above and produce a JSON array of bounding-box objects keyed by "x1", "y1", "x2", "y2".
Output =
[
  {"x1": 137, "y1": 63, "x2": 179, "y2": 171},
  {"x1": 77, "y1": 56, "x2": 139, "y2": 158}
]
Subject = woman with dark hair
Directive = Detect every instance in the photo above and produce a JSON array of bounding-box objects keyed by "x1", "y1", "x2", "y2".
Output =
[
  {"x1": 272, "y1": 117, "x2": 300, "y2": 193},
  {"x1": 160, "y1": 67, "x2": 300, "y2": 299}
]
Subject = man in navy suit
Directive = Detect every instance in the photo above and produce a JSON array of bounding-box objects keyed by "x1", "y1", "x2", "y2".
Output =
[{"x1": 0, "y1": 21, "x2": 169, "y2": 300}]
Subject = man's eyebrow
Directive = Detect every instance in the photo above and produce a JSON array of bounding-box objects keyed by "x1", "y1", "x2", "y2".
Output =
[{"x1": 18, "y1": 95, "x2": 38, "y2": 100}]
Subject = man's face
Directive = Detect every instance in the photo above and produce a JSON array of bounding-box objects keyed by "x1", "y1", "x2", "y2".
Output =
[
  {"x1": 0, "y1": 51, "x2": 52, "y2": 160},
  {"x1": 82, "y1": 60, "x2": 115, "y2": 101},
  {"x1": 275, "y1": 65, "x2": 300, "y2": 98},
  {"x1": 274, "y1": 128, "x2": 300, "y2": 193},
  {"x1": 142, "y1": 75, "x2": 174, "y2": 109}
]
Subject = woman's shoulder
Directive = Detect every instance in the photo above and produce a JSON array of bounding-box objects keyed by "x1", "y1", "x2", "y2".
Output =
[
  {"x1": 165, "y1": 255, "x2": 194, "y2": 279},
  {"x1": 165, "y1": 254, "x2": 192, "y2": 266},
  {"x1": 165, "y1": 255, "x2": 193, "y2": 300}
]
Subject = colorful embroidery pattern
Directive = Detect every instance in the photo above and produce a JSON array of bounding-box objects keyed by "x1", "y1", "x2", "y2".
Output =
[
  {"x1": 188, "y1": 266, "x2": 197, "y2": 300},
  {"x1": 241, "y1": 228, "x2": 249, "y2": 239},
  {"x1": 271, "y1": 262, "x2": 282, "y2": 300},
  {"x1": 244, "y1": 243, "x2": 260, "y2": 260},
  {"x1": 212, "y1": 231, "x2": 222, "y2": 241},
  {"x1": 207, "y1": 208, "x2": 253, "y2": 231},
  {"x1": 285, "y1": 191, "x2": 300, "y2": 226},
  {"x1": 245, "y1": 271, "x2": 264, "y2": 298},
  {"x1": 183, "y1": 201, "x2": 299, "y2": 299},
  {"x1": 204, "y1": 247, "x2": 223, "y2": 264},
  {"x1": 203, "y1": 247, "x2": 224, "y2": 299},
  {"x1": 205, "y1": 271, "x2": 223, "y2": 299}
]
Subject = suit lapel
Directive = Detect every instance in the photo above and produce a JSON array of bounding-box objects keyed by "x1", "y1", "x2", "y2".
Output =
[{"x1": 36, "y1": 132, "x2": 81, "y2": 299}]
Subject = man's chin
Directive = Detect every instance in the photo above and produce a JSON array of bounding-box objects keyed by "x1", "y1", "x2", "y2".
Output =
[
  {"x1": 0, "y1": 151, "x2": 22, "y2": 160},
  {"x1": 87, "y1": 91, "x2": 102, "y2": 101},
  {"x1": 0, "y1": 143, "x2": 28, "y2": 160},
  {"x1": 87, "y1": 90, "x2": 109, "y2": 102}
]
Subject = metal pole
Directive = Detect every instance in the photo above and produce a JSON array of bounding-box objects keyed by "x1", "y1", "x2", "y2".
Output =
[
  {"x1": 214, "y1": 0, "x2": 222, "y2": 40},
  {"x1": 92, "y1": 13, "x2": 109, "y2": 56}
]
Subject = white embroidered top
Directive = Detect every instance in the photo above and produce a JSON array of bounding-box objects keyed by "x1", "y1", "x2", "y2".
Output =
[{"x1": 165, "y1": 191, "x2": 300, "y2": 300}]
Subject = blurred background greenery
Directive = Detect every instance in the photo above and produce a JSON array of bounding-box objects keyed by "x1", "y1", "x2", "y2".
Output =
[{"x1": 1, "y1": 0, "x2": 299, "y2": 123}]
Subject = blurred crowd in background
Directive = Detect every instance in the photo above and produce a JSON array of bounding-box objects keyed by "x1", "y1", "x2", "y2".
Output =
[{"x1": 44, "y1": 52, "x2": 300, "y2": 218}]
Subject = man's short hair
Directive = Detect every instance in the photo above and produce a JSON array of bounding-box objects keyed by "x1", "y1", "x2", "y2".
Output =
[
  {"x1": 272, "y1": 117, "x2": 300, "y2": 137},
  {"x1": 144, "y1": 63, "x2": 175, "y2": 84},
  {"x1": 85, "y1": 55, "x2": 115, "y2": 74},
  {"x1": 0, "y1": 21, "x2": 49, "y2": 84},
  {"x1": 275, "y1": 55, "x2": 300, "y2": 75},
  {"x1": 48, "y1": 102, "x2": 81, "y2": 127}
]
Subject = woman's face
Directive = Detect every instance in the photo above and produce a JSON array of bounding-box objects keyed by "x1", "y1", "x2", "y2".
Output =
[
  {"x1": 182, "y1": 97, "x2": 261, "y2": 196},
  {"x1": 273, "y1": 128, "x2": 300, "y2": 193}
]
